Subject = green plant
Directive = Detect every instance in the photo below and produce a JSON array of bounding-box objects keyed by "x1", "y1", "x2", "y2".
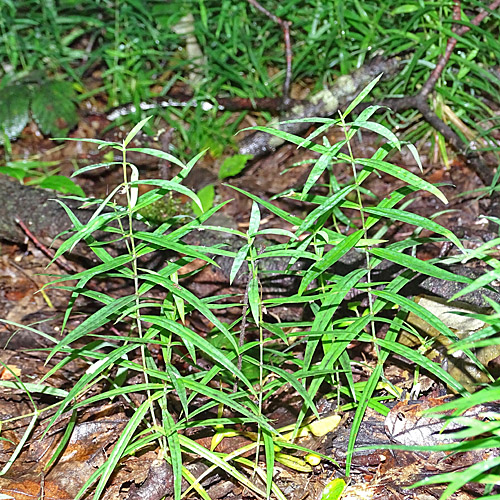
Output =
[
  {"x1": 0, "y1": 77, "x2": 79, "y2": 143},
  {"x1": 0, "y1": 79, "x2": 497, "y2": 499},
  {"x1": 0, "y1": 158, "x2": 85, "y2": 195},
  {"x1": 24, "y1": 116, "x2": 302, "y2": 500},
  {"x1": 238, "y1": 76, "x2": 492, "y2": 479},
  {"x1": 410, "y1": 384, "x2": 500, "y2": 499}
]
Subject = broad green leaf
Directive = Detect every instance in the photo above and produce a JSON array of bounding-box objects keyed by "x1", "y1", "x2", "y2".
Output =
[
  {"x1": 320, "y1": 478, "x2": 346, "y2": 500},
  {"x1": 254, "y1": 228, "x2": 298, "y2": 239},
  {"x1": 32, "y1": 81, "x2": 78, "y2": 136},
  {"x1": 0, "y1": 165, "x2": 28, "y2": 181},
  {"x1": 192, "y1": 184, "x2": 215, "y2": 216},
  {"x1": 391, "y1": 4, "x2": 420, "y2": 14},
  {"x1": 0, "y1": 84, "x2": 30, "y2": 141},
  {"x1": 38, "y1": 175, "x2": 86, "y2": 196},
  {"x1": 218, "y1": 154, "x2": 253, "y2": 179},
  {"x1": 294, "y1": 315, "x2": 373, "y2": 440}
]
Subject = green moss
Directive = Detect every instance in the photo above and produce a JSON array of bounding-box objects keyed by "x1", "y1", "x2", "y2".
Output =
[{"x1": 137, "y1": 193, "x2": 191, "y2": 224}]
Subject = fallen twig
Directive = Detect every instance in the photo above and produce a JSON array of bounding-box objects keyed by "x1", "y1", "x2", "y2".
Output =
[
  {"x1": 15, "y1": 217, "x2": 75, "y2": 274},
  {"x1": 246, "y1": 0, "x2": 293, "y2": 102}
]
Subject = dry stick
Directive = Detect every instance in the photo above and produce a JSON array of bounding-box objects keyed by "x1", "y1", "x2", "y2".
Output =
[
  {"x1": 415, "y1": 0, "x2": 500, "y2": 221},
  {"x1": 15, "y1": 217, "x2": 75, "y2": 274},
  {"x1": 233, "y1": 272, "x2": 252, "y2": 393},
  {"x1": 246, "y1": 0, "x2": 293, "y2": 102},
  {"x1": 374, "y1": 1, "x2": 499, "y2": 186},
  {"x1": 421, "y1": 0, "x2": 500, "y2": 97}
]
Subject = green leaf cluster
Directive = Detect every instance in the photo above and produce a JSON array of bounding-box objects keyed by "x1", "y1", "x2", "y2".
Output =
[
  {"x1": 0, "y1": 80, "x2": 78, "y2": 142},
  {"x1": 0, "y1": 80, "x2": 499, "y2": 500}
]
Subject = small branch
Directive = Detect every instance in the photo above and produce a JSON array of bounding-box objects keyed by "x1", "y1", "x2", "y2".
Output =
[
  {"x1": 104, "y1": 94, "x2": 303, "y2": 121},
  {"x1": 246, "y1": 0, "x2": 293, "y2": 102},
  {"x1": 282, "y1": 20, "x2": 293, "y2": 103},
  {"x1": 233, "y1": 270, "x2": 252, "y2": 393},
  {"x1": 421, "y1": 0, "x2": 500, "y2": 97},
  {"x1": 15, "y1": 217, "x2": 75, "y2": 274}
]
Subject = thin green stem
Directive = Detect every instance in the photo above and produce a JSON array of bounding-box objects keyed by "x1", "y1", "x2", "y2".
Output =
[{"x1": 120, "y1": 143, "x2": 163, "y2": 447}]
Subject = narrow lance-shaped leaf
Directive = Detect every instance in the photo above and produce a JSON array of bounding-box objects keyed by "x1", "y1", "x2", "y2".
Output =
[
  {"x1": 248, "y1": 201, "x2": 261, "y2": 236},
  {"x1": 230, "y1": 244, "x2": 249, "y2": 285},
  {"x1": 248, "y1": 275, "x2": 260, "y2": 325},
  {"x1": 123, "y1": 115, "x2": 152, "y2": 147},
  {"x1": 298, "y1": 230, "x2": 364, "y2": 295},
  {"x1": 47, "y1": 295, "x2": 136, "y2": 360},
  {"x1": 128, "y1": 163, "x2": 139, "y2": 209},
  {"x1": 369, "y1": 248, "x2": 472, "y2": 283},
  {"x1": 342, "y1": 74, "x2": 383, "y2": 118},
  {"x1": 349, "y1": 120, "x2": 400, "y2": 149},
  {"x1": 357, "y1": 158, "x2": 448, "y2": 205},
  {"x1": 364, "y1": 207, "x2": 463, "y2": 250},
  {"x1": 128, "y1": 147, "x2": 186, "y2": 168}
]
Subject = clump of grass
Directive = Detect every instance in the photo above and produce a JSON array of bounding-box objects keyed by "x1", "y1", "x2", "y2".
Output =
[{"x1": 2, "y1": 1, "x2": 498, "y2": 164}]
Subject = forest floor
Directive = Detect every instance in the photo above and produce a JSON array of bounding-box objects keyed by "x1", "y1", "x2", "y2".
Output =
[{"x1": 0, "y1": 82, "x2": 499, "y2": 500}]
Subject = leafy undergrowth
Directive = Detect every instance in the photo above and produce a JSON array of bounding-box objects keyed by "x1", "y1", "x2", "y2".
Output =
[
  {"x1": 1, "y1": 82, "x2": 500, "y2": 500},
  {"x1": 0, "y1": 1, "x2": 498, "y2": 161}
]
